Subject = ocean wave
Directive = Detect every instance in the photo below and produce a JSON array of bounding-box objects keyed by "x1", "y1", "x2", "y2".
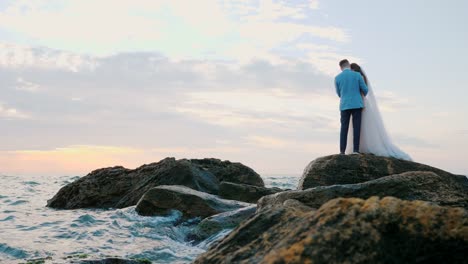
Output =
[
  {"x1": 21, "y1": 181, "x2": 40, "y2": 186},
  {"x1": 9, "y1": 200, "x2": 28, "y2": 206},
  {"x1": 0, "y1": 215, "x2": 15, "y2": 222},
  {"x1": 196, "y1": 228, "x2": 233, "y2": 249},
  {"x1": 0, "y1": 174, "x2": 296, "y2": 263},
  {"x1": 0, "y1": 243, "x2": 29, "y2": 259}
]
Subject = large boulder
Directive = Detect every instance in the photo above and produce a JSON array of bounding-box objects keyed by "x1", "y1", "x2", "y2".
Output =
[
  {"x1": 299, "y1": 154, "x2": 463, "y2": 189},
  {"x1": 260, "y1": 171, "x2": 468, "y2": 211},
  {"x1": 190, "y1": 158, "x2": 264, "y2": 187},
  {"x1": 47, "y1": 157, "x2": 261, "y2": 209},
  {"x1": 191, "y1": 205, "x2": 257, "y2": 241},
  {"x1": 194, "y1": 196, "x2": 468, "y2": 264},
  {"x1": 219, "y1": 182, "x2": 283, "y2": 203},
  {"x1": 135, "y1": 185, "x2": 251, "y2": 218}
]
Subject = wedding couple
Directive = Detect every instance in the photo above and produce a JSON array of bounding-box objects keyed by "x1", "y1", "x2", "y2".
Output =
[{"x1": 335, "y1": 59, "x2": 412, "y2": 160}]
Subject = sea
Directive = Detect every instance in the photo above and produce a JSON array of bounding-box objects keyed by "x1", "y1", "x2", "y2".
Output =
[{"x1": 0, "y1": 174, "x2": 300, "y2": 264}]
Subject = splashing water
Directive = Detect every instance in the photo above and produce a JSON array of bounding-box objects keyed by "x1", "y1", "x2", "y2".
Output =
[{"x1": 0, "y1": 174, "x2": 299, "y2": 263}]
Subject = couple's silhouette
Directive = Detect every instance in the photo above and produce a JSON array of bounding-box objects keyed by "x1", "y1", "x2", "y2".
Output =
[{"x1": 335, "y1": 59, "x2": 412, "y2": 160}]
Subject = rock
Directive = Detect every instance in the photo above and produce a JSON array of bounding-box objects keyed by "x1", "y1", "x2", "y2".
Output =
[
  {"x1": 194, "y1": 196, "x2": 468, "y2": 264},
  {"x1": 259, "y1": 171, "x2": 468, "y2": 211},
  {"x1": 219, "y1": 182, "x2": 282, "y2": 203},
  {"x1": 135, "y1": 185, "x2": 251, "y2": 218},
  {"x1": 79, "y1": 258, "x2": 150, "y2": 264},
  {"x1": 47, "y1": 157, "x2": 260, "y2": 209},
  {"x1": 190, "y1": 158, "x2": 264, "y2": 187},
  {"x1": 194, "y1": 197, "x2": 313, "y2": 264},
  {"x1": 281, "y1": 198, "x2": 315, "y2": 212},
  {"x1": 192, "y1": 205, "x2": 257, "y2": 241},
  {"x1": 299, "y1": 154, "x2": 464, "y2": 189}
]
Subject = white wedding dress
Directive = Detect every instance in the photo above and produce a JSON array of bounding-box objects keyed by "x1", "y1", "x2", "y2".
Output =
[{"x1": 345, "y1": 73, "x2": 412, "y2": 161}]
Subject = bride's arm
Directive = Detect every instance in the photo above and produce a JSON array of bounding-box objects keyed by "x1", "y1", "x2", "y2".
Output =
[{"x1": 358, "y1": 75, "x2": 368, "y2": 96}]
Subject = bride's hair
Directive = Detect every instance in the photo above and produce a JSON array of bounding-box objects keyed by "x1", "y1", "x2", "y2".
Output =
[{"x1": 350, "y1": 63, "x2": 368, "y2": 85}]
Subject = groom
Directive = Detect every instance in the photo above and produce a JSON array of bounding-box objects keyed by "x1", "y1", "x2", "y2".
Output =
[{"x1": 335, "y1": 59, "x2": 368, "y2": 154}]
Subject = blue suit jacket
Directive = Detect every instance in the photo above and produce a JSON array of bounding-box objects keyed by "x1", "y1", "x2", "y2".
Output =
[{"x1": 335, "y1": 69, "x2": 369, "y2": 111}]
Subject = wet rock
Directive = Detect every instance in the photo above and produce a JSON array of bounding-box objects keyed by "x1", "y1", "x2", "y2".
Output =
[
  {"x1": 194, "y1": 196, "x2": 468, "y2": 264},
  {"x1": 190, "y1": 158, "x2": 264, "y2": 187},
  {"x1": 135, "y1": 185, "x2": 251, "y2": 218},
  {"x1": 260, "y1": 171, "x2": 468, "y2": 211},
  {"x1": 47, "y1": 157, "x2": 260, "y2": 209},
  {"x1": 299, "y1": 154, "x2": 464, "y2": 189},
  {"x1": 191, "y1": 205, "x2": 257, "y2": 241},
  {"x1": 219, "y1": 182, "x2": 282, "y2": 203}
]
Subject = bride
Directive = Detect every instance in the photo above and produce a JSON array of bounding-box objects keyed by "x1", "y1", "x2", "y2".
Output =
[{"x1": 345, "y1": 63, "x2": 412, "y2": 161}]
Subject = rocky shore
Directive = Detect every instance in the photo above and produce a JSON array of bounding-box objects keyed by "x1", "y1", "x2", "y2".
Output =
[
  {"x1": 47, "y1": 154, "x2": 468, "y2": 264},
  {"x1": 47, "y1": 158, "x2": 263, "y2": 209}
]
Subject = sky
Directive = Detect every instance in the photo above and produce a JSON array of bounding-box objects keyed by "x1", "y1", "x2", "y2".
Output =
[{"x1": 1, "y1": 0, "x2": 467, "y2": 177}]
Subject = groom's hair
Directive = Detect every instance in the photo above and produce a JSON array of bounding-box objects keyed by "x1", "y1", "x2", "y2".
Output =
[{"x1": 339, "y1": 59, "x2": 350, "y2": 68}]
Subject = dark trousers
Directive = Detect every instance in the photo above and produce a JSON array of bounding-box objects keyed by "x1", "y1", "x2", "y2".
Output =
[{"x1": 340, "y1": 108, "x2": 362, "y2": 153}]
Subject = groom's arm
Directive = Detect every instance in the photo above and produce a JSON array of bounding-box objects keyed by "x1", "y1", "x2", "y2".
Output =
[
  {"x1": 358, "y1": 75, "x2": 369, "y2": 96},
  {"x1": 335, "y1": 78, "x2": 341, "y2": 97}
]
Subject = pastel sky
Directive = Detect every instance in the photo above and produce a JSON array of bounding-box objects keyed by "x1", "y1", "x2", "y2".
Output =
[{"x1": 1, "y1": 0, "x2": 467, "y2": 177}]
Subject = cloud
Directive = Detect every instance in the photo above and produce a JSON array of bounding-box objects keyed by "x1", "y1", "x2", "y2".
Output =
[
  {"x1": 15, "y1": 77, "x2": 40, "y2": 92},
  {"x1": 0, "y1": 145, "x2": 146, "y2": 176},
  {"x1": 245, "y1": 134, "x2": 335, "y2": 152},
  {"x1": 374, "y1": 90, "x2": 412, "y2": 112},
  {"x1": 0, "y1": 45, "x2": 367, "y2": 156},
  {"x1": 228, "y1": 0, "x2": 322, "y2": 22},
  {"x1": 309, "y1": 0, "x2": 320, "y2": 9},
  {"x1": 0, "y1": 0, "x2": 348, "y2": 74},
  {"x1": 174, "y1": 89, "x2": 338, "y2": 131},
  {"x1": 0, "y1": 1, "x2": 466, "y2": 177},
  {"x1": 0, "y1": 103, "x2": 29, "y2": 119},
  {"x1": 0, "y1": 1, "x2": 166, "y2": 53},
  {"x1": 0, "y1": 44, "x2": 421, "y2": 176},
  {"x1": 246, "y1": 135, "x2": 291, "y2": 148},
  {"x1": 297, "y1": 43, "x2": 361, "y2": 76},
  {"x1": 0, "y1": 42, "x2": 98, "y2": 72},
  {"x1": 0, "y1": 144, "x2": 248, "y2": 176},
  {"x1": 1, "y1": 61, "x2": 455, "y2": 176},
  {"x1": 393, "y1": 135, "x2": 439, "y2": 149},
  {"x1": 0, "y1": 43, "x2": 347, "y2": 175}
]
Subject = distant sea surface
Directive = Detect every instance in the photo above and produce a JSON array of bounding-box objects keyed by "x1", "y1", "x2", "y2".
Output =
[{"x1": 0, "y1": 174, "x2": 299, "y2": 263}]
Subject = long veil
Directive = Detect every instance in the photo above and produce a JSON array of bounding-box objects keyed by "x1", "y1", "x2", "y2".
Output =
[{"x1": 346, "y1": 70, "x2": 412, "y2": 161}]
